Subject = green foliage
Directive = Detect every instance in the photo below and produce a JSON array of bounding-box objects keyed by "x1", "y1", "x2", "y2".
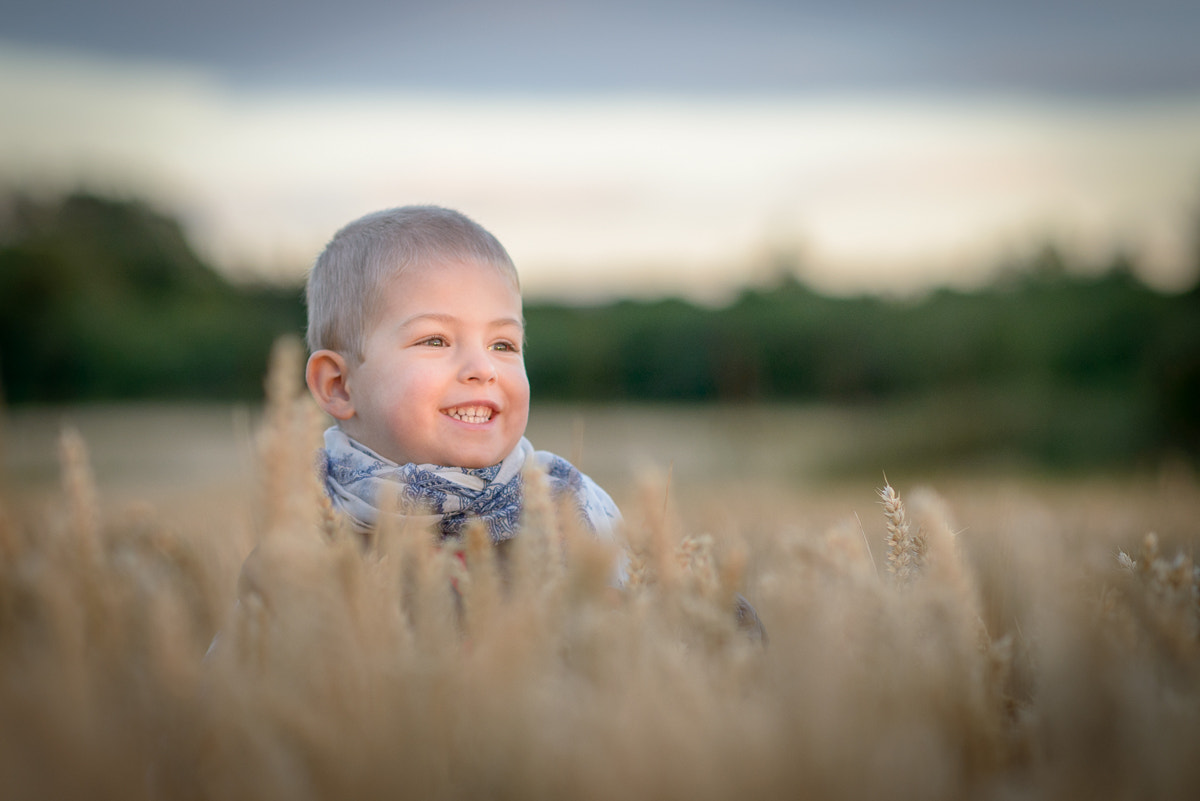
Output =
[
  {"x1": 0, "y1": 192, "x2": 305, "y2": 402},
  {"x1": 525, "y1": 268, "x2": 1200, "y2": 467}
]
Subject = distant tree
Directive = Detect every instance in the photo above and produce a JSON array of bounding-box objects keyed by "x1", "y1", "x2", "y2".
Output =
[{"x1": 0, "y1": 192, "x2": 304, "y2": 402}]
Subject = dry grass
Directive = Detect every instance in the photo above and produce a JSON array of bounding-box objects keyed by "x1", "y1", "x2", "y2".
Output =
[{"x1": 2, "y1": 344, "x2": 1200, "y2": 800}]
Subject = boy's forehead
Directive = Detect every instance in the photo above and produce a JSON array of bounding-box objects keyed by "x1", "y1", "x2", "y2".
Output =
[{"x1": 379, "y1": 258, "x2": 523, "y2": 319}]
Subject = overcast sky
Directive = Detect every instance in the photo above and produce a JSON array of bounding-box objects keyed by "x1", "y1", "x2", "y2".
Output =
[
  {"x1": 2, "y1": 1, "x2": 1199, "y2": 298},
  {"x1": 6, "y1": 0, "x2": 1200, "y2": 96}
]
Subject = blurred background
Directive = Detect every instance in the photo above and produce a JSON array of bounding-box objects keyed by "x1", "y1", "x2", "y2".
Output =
[{"x1": 2, "y1": 0, "x2": 1199, "y2": 506}]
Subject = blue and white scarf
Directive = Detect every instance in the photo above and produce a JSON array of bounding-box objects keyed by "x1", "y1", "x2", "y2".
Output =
[{"x1": 320, "y1": 426, "x2": 621, "y2": 546}]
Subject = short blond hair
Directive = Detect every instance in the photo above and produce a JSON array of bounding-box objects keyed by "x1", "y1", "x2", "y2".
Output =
[{"x1": 305, "y1": 206, "x2": 519, "y2": 359}]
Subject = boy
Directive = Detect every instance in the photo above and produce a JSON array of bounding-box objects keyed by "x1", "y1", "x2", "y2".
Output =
[{"x1": 303, "y1": 205, "x2": 622, "y2": 552}]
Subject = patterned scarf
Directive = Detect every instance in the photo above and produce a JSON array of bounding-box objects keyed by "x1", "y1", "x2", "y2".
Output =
[{"x1": 320, "y1": 426, "x2": 621, "y2": 545}]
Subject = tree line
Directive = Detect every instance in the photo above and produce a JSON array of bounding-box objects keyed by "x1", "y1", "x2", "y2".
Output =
[{"x1": 3, "y1": 192, "x2": 1197, "y2": 466}]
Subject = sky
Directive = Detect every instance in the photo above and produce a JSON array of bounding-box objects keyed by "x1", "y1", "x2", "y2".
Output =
[{"x1": 2, "y1": 0, "x2": 1199, "y2": 300}]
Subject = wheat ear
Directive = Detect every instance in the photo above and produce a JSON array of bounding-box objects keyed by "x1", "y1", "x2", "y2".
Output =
[{"x1": 880, "y1": 479, "x2": 926, "y2": 582}]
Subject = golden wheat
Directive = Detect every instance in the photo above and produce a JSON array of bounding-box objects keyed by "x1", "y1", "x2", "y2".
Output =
[{"x1": 2, "y1": 350, "x2": 1200, "y2": 799}]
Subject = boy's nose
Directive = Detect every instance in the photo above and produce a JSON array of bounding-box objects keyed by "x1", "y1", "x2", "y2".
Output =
[{"x1": 459, "y1": 348, "x2": 498, "y2": 383}]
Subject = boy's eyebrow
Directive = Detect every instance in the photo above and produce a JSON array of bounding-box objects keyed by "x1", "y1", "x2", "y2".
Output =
[{"x1": 399, "y1": 312, "x2": 525, "y2": 329}]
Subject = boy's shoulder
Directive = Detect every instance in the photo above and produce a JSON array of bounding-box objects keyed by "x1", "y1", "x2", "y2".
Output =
[{"x1": 529, "y1": 447, "x2": 621, "y2": 538}]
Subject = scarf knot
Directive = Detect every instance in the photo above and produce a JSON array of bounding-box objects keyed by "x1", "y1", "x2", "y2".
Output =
[{"x1": 320, "y1": 427, "x2": 620, "y2": 544}]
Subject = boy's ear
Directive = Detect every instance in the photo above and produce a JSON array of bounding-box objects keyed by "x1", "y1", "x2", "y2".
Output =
[{"x1": 306, "y1": 349, "x2": 356, "y2": 421}]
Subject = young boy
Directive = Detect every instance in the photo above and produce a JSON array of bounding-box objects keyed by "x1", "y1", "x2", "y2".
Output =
[{"x1": 303, "y1": 205, "x2": 622, "y2": 554}]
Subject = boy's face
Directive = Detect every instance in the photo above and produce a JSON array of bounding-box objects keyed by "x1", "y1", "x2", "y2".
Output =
[{"x1": 339, "y1": 258, "x2": 530, "y2": 468}]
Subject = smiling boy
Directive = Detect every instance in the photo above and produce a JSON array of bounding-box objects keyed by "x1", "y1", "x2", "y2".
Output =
[{"x1": 303, "y1": 205, "x2": 621, "y2": 548}]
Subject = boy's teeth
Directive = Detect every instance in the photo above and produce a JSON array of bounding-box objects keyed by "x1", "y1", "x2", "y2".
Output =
[{"x1": 445, "y1": 405, "x2": 493, "y2": 423}]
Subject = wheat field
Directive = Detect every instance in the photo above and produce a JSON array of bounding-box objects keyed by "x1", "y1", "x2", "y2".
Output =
[{"x1": 2, "y1": 341, "x2": 1199, "y2": 800}]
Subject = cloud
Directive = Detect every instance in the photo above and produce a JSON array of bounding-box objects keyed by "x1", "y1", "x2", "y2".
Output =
[{"x1": 5, "y1": 45, "x2": 1198, "y2": 301}]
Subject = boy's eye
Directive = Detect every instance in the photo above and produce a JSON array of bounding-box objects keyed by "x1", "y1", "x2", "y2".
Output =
[
  {"x1": 420, "y1": 336, "x2": 447, "y2": 347},
  {"x1": 490, "y1": 341, "x2": 520, "y2": 353}
]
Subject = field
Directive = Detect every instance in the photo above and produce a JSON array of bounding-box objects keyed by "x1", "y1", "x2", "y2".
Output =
[{"x1": 3, "y1": 353, "x2": 1199, "y2": 800}]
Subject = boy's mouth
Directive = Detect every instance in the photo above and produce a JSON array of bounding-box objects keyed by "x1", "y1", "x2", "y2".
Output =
[{"x1": 442, "y1": 405, "x2": 494, "y2": 424}]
